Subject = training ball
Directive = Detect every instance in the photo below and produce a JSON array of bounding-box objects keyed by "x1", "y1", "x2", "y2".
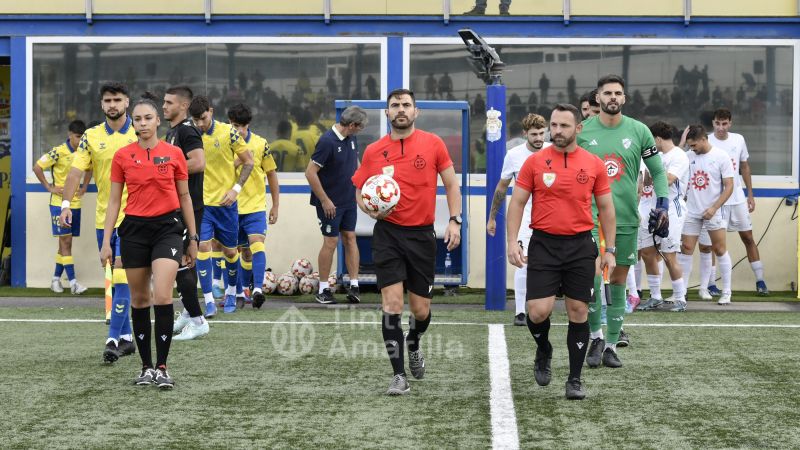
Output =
[
  {"x1": 361, "y1": 174, "x2": 401, "y2": 213},
  {"x1": 298, "y1": 275, "x2": 319, "y2": 295},
  {"x1": 262, "y1": 271, "x2": 277, "y2": 294},
  {"x1": 310, "y1": 271, "x2": 319, "y2": 280},
  {"x1": 327, "y1": 274, "x2": 338, "y2": 290},
  {"x1": 276, "y1": 272, "x2": 298, "y2": 295},
  {"x1": 291, "y1": 258, "x2": 313, "y2": 279}
]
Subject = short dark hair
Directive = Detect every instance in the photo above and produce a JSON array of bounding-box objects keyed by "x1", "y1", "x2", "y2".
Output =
[
  {"x1": 597, "y1": 74, "x2": 625, "y2": 90},
  {"x1": 588, "y1": 89, "x2": 599, "y2": 106},
  {"x1": 713, "y1": 107, "x2": 732, "y2": 121},
  {"x1": 188, "y1": 96, "x2": 211, "y2": 119},
  {"x1": 685, "y1": 124, "x2": 707, "y2": 141},
  {"x1": 552, "y1": 103, "x2": 581, "y2": 125},
  {"x1": 166, "y1": 85, "x2": 194, "y2": 101},
  {"x1": 227, "y1": 103, "x2": 252, "y2": 126},
  {"x1": 649, "y1": 121, "x2": 673, "y2": 140},
  {"x1": 276, "y1": 120, "x2": 292, "y2": 138},
  {"x1": 386, "y1": 88, "x2": 416, "y2": 107},
  {"x1": 100, "y1": 82, "x2": 129, "y2": 98},
  {"x1": 68, "y1": 120, "x2": 86, "y2": 135}
]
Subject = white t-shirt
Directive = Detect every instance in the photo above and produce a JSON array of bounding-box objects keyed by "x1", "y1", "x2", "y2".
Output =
[
  {"x1": 686, "y1": 146, "x2": 735, "y2": 218},
  {"x1": 707, "y1": 132, "x2": 748, "y2": 205},
  {"x1": 501, "y1": 142, "x2": 539, "y2": 224},
  {"x1": 661, "y1": 147, "x2": 690, "y2": 207}
]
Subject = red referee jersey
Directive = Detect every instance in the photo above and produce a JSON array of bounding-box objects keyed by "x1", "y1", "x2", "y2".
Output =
[
  {"x1": 111, "y1": 141, "x2": 188, "y2": 217},
  {"x1": 352, "y1": 129, "x2": 453, "y2": 227},
  {"x1": 515, "y1": 145, "x2": 610, "y2": 235}
]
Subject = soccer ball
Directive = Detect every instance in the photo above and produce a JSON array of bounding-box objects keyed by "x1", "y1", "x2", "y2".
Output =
[
  {"x1": 291, "y1": 258, "x2": 313, "y2": 279},
  {"x1": 276, "y1": 272, "x2": 298, "y2": 295},
  {"x1": 361, "y1": 174, "x2": 401, "y2": 213},
  {"x1": 263, "y1": 271, "x2": 277, "y2": 294},
  {"x1": 298, "y1": 275, "x2": 319, "y2": 295}
]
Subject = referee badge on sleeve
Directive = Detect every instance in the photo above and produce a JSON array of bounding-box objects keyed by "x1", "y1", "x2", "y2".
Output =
[{"x1": 543, "y1": 172, "x2": 556, "y2": 188}]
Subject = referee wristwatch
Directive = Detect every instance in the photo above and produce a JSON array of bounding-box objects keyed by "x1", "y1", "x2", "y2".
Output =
[
  {"x1": 189, "y1": 234, "x2": 200, "y2": 243},
  {"x1": 449, "y1": 215, "x2": 463, "y2": 225},
  {"x1": 605, "y1": 246, "x2": 616, "y2": 255}
]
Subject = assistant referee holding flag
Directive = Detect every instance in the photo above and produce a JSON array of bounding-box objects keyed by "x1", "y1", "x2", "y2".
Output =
[{"x1": 507, "y1": 104, "x2": 616, "y2": 400}]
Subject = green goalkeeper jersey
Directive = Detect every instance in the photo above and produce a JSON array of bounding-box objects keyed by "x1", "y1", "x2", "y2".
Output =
[{"x1": 578, "y1": 114, "x2": 668, "y2": 228}]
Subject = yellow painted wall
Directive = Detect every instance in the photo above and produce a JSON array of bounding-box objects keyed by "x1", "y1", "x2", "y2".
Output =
[
  {"x1": 693, "y1": 0, "x2": 797, "y2": 16},
  {"x1": 93, "y1": 0, "x2": 203, "y2": 15},
  {"x1": 572, "y1": 0, "x2": 682, "y2": 16},
  {"x1": 1, "y1": 0, "x2": 799, "y2": 16},
  {"x1": 0, "y1": 0, "x2": 83, "y2": 14},
  {"x1": 25, "y1": 190, "x2": 798, "y2": 293},
  {"x1": 212, "y1": 1, "x2": 323, "y2": 15}
]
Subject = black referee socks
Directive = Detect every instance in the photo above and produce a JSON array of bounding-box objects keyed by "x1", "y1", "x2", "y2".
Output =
[
  {"x1": 567, "y1": 321, "x2": 590, "y2": 380},
  {"x1": 131, "y1": 306, "x2": 153, "y2": 368},
  {"x1": 153, "y1": 304, "x2": 174, "y2": 368},
  {"x1": 176, "y1": 268, "x2": 203, "y2": 319},
  {"x1": 382, "y1": 312, "x2": 405, "y2": 376},
  {"x1": 526, "y1": 315, "x2": 552, "y2": 354},
  {"x1": 406, "y1": 312, "x2": 431, "y2": 353}
]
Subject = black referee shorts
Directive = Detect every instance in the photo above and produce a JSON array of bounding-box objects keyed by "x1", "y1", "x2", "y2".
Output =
[
  {"x1": 526, "y1": 229, "x2": 598, "y2": 303},
  {"x1": 118, "y1": 211, "x2": 185, "y2": 269},
  {"x1": 372, "y1": 220, "x2": 436, "y2": 299}
]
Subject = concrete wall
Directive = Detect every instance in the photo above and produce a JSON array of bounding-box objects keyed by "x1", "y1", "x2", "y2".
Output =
[{"x1": 26, "y1": 184, "x2": 799, "y2": 291}]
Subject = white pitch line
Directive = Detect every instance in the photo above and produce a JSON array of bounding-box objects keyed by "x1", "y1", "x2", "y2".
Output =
[
  {"x1": 0, "y1": 318, "x2": 799, "y2": 328},
  {"x1": 487, "y1": 324, "x2": 520, "y2": 450}
]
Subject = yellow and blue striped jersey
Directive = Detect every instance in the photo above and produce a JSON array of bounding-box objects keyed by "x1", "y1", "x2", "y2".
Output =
[
  {"x1": 37, "y1": 140, "x2": 83, "y2": 208},
  {"x1": 201, "y1": 120, "x2": 249, "y2": 207},
  {"x1": 237, "y1": 131, "x2": 277, "y2": 215},
  {"x1": 72, "y1": 118, "x2": 135, "y2": 228},
  {"x1": 269, "y1": 139, "x2": 304, "y2": 172}
]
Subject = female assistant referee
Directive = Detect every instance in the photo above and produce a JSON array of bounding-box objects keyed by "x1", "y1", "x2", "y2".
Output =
[{"x1": 100, "y1": 97, "x2": 198, "y2": 389}]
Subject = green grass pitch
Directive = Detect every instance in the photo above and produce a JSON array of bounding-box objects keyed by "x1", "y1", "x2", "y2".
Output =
[{"x1": 1, "y1": 303, "x2": 799, "y2": 448}]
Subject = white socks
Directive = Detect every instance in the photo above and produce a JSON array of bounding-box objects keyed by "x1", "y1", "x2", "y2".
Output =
[
  {"x1": 678, "y1": 253, "x2": 693, "y2": 286},
  {"x1": 319, "y1": 281, "x2": 329, "y2": 294},
  {"x1": 626, "y1": 268, "x2": 638, "y2": 297},
  {"x1": 514, "y1": 265, "x2": 527, "y2": 315},
  {"x1": 647, "y1": 274, "x2": 662, "y2": 300},
  {"x1": 750, "y1": 260, "x2": 765, "y2": 282},
  {"x1": 719, "y1": 252, "x2": 733, "y2": 294},
  {"x1": 671, "y1": 277, "x2": 686, "y2": 302},
  {"x1": 699, "y1": 252, "x2": 712, "y2": 290}
]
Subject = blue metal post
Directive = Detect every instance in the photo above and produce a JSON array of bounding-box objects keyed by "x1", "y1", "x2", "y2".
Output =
[{"x1": 484, "y1": 81, "x2": 506, "y2": 310}]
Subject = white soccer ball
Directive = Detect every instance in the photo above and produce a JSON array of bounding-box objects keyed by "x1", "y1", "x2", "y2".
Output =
[
  {"x1": 361, "y1": 174, "x2": 401, "y2": 213},
  {"x1": 291, "y1": 258, "x2": 313, "y2": 279},
  {"x1": 276, "y1": 272, "x2": 298, "y2": 295},
  {"x1": 262, "y1": 271, "x2": 278, "y2": 294},
  {"x1": 298, "y1": 275, "x2": 319, "y2": 295}
]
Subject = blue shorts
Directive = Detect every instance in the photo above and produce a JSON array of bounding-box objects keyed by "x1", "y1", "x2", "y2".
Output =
[
  {"x1": 201, "y1": 204, "x2": 239, "y2": 249},
  {"x1": 95, "y1": 228, "x2": 121, "y2": 260},
  {"x1": 50, "y1": 205, "x2": 81, "y2": 237},
  {"x1": 316, "y1": 205, "x2": 357, "y2": 237},
  {"x1": 238, "y1": 212, "x2": 267, "y2": 247}
]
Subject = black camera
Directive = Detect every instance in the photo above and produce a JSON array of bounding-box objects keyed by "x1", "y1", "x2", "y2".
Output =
[{"x1": 458, "y1": 28, "x2": 505, "y2": 84}]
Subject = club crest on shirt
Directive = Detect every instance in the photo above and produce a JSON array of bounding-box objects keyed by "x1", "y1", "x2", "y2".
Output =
[
  {"x1": 382, "y1": 165, "x2": 394, "y2": 177},
  {"x1": 622, "y1": 138, "x2": 632, "y2": 149},
  {"x1": 576, "y1": 169, "x2": 588, "y2": 184},
  {"x1": 691, "y1": 169, "x2": 709, "y2": 190},
  {"x1": 414, "y1": 155, "x2": 426, "y2": 170},
  {"x1": 543, "y1": 172, "x2": 556, "y2": 187}
]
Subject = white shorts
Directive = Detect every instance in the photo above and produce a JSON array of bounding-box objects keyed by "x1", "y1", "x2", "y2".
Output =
[
  {"x1": 518, "y1": 223, "x2": 532, "y2": 253},
  {"x1": 683, "y1": 209, "x2": 728, "y2": 238},
  {"x1": 723, "y1": 203, "x2": 752, "y2": 232},
  {"x1": 637, "y1": 211, "x2": 685, "y2": 253}
]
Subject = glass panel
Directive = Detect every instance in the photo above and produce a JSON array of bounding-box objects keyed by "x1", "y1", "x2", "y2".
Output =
[
  {"x1": 31, "y1": 42, "x2": 382, "y2": 173},
  {"x1": 410, "y1": 43, "x2": 794, "y2": 176}
]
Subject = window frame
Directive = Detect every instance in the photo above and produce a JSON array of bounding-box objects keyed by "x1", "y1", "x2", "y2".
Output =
[{"x1": 405, "y1": 36, "x2": 800, "y2": 187}]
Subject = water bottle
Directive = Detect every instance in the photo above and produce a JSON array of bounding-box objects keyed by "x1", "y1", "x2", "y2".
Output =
[{"x1": 444, "y1": 252, "x2": 452, "y2": 277}]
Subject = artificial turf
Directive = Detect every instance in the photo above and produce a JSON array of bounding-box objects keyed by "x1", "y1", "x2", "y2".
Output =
[{"x1": 1, "y1": 305, "x2": 799, "y2": 448}]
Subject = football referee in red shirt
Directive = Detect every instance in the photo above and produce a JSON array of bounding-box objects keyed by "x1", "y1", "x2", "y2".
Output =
[
  {"x1": 100, "y1": 98, "x2": 198, "y2": 389},
  {"x1": 507, "y1": 103, "x2": 616, "y2": 400}
]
